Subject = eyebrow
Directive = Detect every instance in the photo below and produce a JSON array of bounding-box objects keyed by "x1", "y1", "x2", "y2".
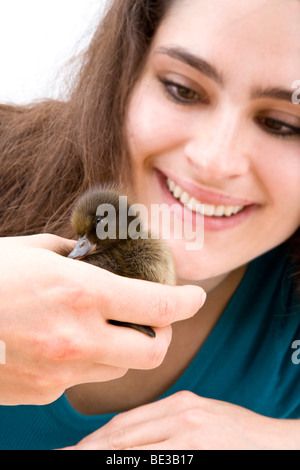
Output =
[
  {"x1": 251, "y1": 87, "x2": 294, "y2": 103},
  {"x1": 155, "y1": 46, "x2": 296, "y2": 105},
  {"x1": 155, "y1": 45, "x2": 224, "y2": 85}
]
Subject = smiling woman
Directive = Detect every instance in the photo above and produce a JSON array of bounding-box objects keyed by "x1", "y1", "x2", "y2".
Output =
[
  {"x1": 126, "y1": 0, "x2": 300, "y2": 285},
  {"x1": 0, "y1": 0, "x2": 299, "y2": 451}
]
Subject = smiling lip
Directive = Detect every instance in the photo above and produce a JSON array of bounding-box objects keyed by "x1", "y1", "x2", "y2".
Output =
[
  {"x1": 155, "y1": 169, "x2": 258, "y2": 231},
  {"x1": 161, "y1": 170, "x2": 253, "y2": 207}
]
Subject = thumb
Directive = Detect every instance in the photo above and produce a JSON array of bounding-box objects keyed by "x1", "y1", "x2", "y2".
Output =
[{"x1": 1, "y1": 233, "x2": 76, "y2": 255}]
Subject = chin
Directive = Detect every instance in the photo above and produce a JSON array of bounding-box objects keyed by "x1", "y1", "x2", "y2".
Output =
[
  {"x1": 166, "y1": 238, "x2": 209, "y2": 282},
  {"x1": 166, "y1": 235, "x2": 247, "y2": 287}
]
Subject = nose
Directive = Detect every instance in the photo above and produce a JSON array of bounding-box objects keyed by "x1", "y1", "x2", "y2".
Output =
[{"x1": 184, "y1": 109, "x2": 250, "y2": 181}]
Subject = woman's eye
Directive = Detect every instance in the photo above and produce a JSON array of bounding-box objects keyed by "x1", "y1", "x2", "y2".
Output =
[
  {"x1": 172, "y1": 85, "x2": 198, "y2": 101},
  {"x1": 256, "y1": 116, "x2": 300, "y2": 138},
  {"x1": 160, "y1": 79, "x2": 207, "y2": 104}
]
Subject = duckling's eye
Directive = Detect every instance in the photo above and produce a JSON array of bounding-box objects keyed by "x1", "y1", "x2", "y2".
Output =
[{"x1": 96, "y1": 216, "x2": 105, "y2": 224}]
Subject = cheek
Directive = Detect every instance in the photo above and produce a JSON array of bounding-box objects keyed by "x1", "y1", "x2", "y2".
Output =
[
  {"x1": 260, "y1": 147, "x2": 300, "y2": 221},
  {"x1": 126, "y1": 87, "x2": 186, "y2": 166}
]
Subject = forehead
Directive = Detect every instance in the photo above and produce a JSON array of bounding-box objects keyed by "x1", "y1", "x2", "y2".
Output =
[{"x1": 151, "y1": 0, "x2": 300, "y2": 84}]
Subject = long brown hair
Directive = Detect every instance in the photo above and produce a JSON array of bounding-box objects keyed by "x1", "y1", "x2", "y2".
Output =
[
  {"x1": 0, "y1": 0, "x2": 171, "y2": 238},
  {"x1": 0, "y1": 0, "x2": 299, "y2": 295}
]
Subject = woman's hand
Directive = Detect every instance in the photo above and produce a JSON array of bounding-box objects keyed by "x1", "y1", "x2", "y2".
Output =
[
  {"x1": 65, "y1": 391, "x2": 300, "y2": 450},
  {"x1": 0, "y1": 235, "x2": 205, "y2": 406}
]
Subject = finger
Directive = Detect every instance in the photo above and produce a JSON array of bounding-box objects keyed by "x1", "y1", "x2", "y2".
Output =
[
  {"x1": 84, "y1": 267, "x2": 206, "y2": 328},
  {"x1": 55, "y1": 282, "x2": 173, "y2": 370},
  {"x1": 129, "y1": 440, "x2": 185, "y2": 450},
  {"x1": 129, "y1": 442, "x2": 168, "y2": 450},
  {"x1": 1, "y1": 234, "x2": 76, "y2": 254},
  {"x1": 71, "y1": 393, "x2": 195, "y2": 449},
  {"x1": 74, "y1": 414, "x2": 175, "y2": 450},
  {"x1": 91, "y1": 322, "x2": 172, "y2": 370},
  {"x1": 98, "y1": 392, "x2": 198, "y2": 427}
]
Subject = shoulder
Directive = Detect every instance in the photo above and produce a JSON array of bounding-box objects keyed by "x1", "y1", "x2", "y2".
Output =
[
  {"x1": 236, "y1": 242, "x2": 300, "y2": 326},
  {"x1": 253, "y1": 243, "x2": 299, "y2": 314}
]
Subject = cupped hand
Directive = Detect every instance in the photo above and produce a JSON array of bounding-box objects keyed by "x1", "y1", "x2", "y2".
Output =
[{"x1": 0, "y1": 234, "x2": 205, "y2": 406}]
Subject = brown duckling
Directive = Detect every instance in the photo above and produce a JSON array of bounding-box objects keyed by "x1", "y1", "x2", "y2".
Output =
[{"x1": 68, "y1": 187, "x2": 176, "y2": 337}]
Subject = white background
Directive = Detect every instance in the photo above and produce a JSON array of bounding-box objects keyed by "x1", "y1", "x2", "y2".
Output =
[{"x1": 0, "y1": 0, "x2": 108, "y2": 104}]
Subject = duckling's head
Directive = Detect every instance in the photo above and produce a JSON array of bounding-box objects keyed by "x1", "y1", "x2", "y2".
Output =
[{"x1": 68, "y1": 187, "x2": 139, "y2": 259}]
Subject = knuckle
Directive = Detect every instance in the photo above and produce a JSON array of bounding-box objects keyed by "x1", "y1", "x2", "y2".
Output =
[
  {"x1": 59, "y1": 282, "x2": 94, "y2": 315},
  {"x1": 181, "y1": 407, "x2": 198, "y2": 424},
  {"x1": 170, "y1": 390, "x2": 198, "y2": 408},
  {"x1": 108, "y1": 427, "x2": 127, "y2": 450},
  {"x1": 178, "y1": 407, "x2": 200, "y2": 428},
  {"x1": 147, "y1": 337, "x2": 168, "y2": 368},
  {"x1": 32, "y1": 323, "x2": 83, "y2": 363},
  {"x1": 154, "y1": 294, "x2": 175, "y2": 327},
  {"x1": 46, "y1": 334, "x2": 82, "y2": 362},
  {"x1": 105, "y1": 414, "x2": 129, "y2": 449}
]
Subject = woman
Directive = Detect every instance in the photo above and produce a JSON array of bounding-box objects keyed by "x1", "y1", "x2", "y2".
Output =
[{"x1": 0, "y1": 0, "x2": 299, "y2": 450}]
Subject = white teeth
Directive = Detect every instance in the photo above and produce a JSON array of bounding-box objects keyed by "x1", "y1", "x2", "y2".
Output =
[
  {"x1": 224, "y1": 206, "x2": 234, "y2": 217},
  {"x1": 166, "y1": 178, "x2": 244, "y2": 217},
  {"x1": 179, "y1": 192, "x2": 190, "y2": 204},
  {"x1": 168, "y1": 180, "x2": 176, "y2": 191},
  {"x1": 173, "y1": 185, "x2": 183, "y2": 198},
  {"x1": 214, "y1": 205, "x2": 226, "y2": 216},
  {"x1": 204, "y1": 204, "x2": 215, "y2": 216}
]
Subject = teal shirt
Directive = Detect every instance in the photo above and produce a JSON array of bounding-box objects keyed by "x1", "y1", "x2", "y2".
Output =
[{"x1": 0, "y1": 244, "x2": 299, "y2": 449}]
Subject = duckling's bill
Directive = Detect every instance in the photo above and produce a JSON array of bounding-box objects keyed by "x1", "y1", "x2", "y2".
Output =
[{"x1": 68, "y1": 234, "x2": 97, "y2": 260}]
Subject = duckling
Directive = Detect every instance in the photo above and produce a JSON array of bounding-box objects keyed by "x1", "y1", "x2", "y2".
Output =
[{"x1": 67, "y1": 187, "x2": 176, "y2": 337}]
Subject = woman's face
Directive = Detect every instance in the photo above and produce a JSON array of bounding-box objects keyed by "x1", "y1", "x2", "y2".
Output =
[{"x1": 126, "y1": 0, "x2": 300, "y2": 283}]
